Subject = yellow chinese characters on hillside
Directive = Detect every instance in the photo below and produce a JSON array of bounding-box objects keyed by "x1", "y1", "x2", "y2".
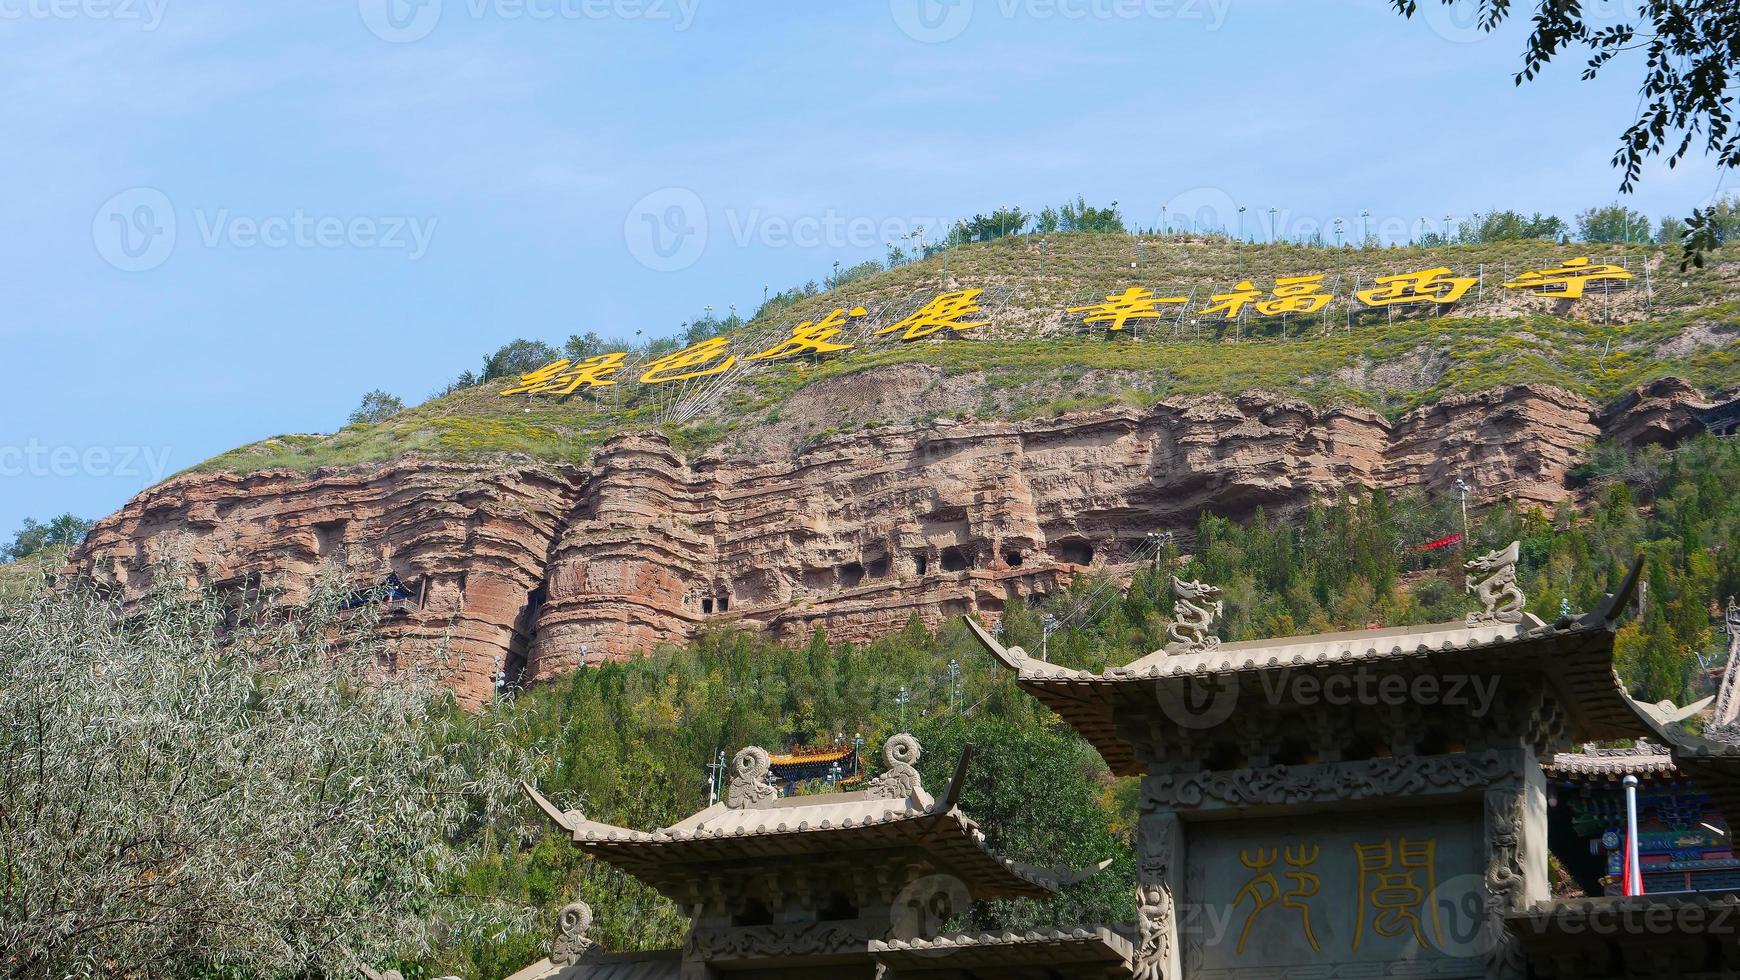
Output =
[
  {"x1": 749, "y1": 307, "x2": 865, "y2": 361},
  {"x1": 1501, "y1": 256, "x2": 1633, "y2": 299},
  {"x1": 500, "y1": 353, "x2": 627, "y2": 395},
  {"x1": 876, "y1": 289, "x2": 989, "y2": 341},
  {"x1": 1356, "y1": 268, "x2": 1477, "y2": 307},
  {"x1": 1200, "y1": 276, "x2": 1333, "y2": 319},
  {"x1": 639, "y1": 338, "x2": 736, "y2": 384},
  {"x1": 1068, "y1": 286, "x2": 1186, "y2": 331}
]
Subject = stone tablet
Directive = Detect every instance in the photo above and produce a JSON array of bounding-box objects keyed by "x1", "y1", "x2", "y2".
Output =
[{"x1": 1184, "y1": 806, "x2": 1488, "y2": 979}]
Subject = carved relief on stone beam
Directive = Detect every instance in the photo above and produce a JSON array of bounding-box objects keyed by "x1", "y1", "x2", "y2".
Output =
[
  {"x1": 686, "y1": 921, "x2": 869, "y2": 960},
  {"x1": 866, "y1": 733, "x2": 925, "y2": 802},
  {"x1": 1466, "y1": 541, "x2": 1526, "y2": 626},
  {"x1": 1142, "y1": 751, "x2": 1516, "y2": 810},
  {"x1": 725, "y1": 746, "x2": 778, "y2": 809},
  {"x1": 1134, "y1": 811, "x2": 1179, "y2": 980},
  {"x1": 1164, "y1": 576, "x2": 1224, "y2": 654},
  {"x1": 1482, "y1": 775, "x2": 1530, "y2": 979}
]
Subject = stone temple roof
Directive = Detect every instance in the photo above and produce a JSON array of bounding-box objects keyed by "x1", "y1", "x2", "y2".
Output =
[
  {"x1": 1545, "y1": 742, "x2": 1681, "y2": 781},
  {"x1": 968, "y1": 612, "x2": 1639, "y2": 776},
  {"x1": 523, "y1": 736, "x2": 1105, "y2": 902}
]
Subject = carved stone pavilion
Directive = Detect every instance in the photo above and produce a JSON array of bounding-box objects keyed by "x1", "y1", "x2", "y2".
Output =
[{"x1": 507, "y1": 545, "x2": 1740, "y2": 979}]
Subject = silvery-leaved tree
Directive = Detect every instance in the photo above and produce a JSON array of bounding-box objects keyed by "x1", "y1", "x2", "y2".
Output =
[{"x1": 0, "y1": 564, "x2": 532, "y2": 978}]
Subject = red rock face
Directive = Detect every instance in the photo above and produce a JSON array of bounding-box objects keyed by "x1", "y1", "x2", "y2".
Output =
[{"x1": 71, "y1": 382, "x2": 1706, "y2": 705}]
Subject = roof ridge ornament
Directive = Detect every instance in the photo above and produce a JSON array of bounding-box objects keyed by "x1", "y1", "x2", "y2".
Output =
[
  {"x1": 867, "y1": 733, "x2": 926, "y2": 802},
  {"x1": 1465, "y1": 541, "x2": 1525, "y2": 626},
  {"x1": 1164, "y1": 576, "x2": 1223, "y2": 654},
  {"x1": 725, "y1": 746, "x2": 778, "y2": 809},
  {"x1": 549, "y1": 900, "x2": 594, "y2": 966}
]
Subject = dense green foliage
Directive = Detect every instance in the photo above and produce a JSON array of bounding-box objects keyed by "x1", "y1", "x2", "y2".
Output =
[
  {"x1": 4, "y1": 514, "x2": 91, "y2": 562},
  {"x1": 349, "y1": 389, "x2": 406, "y2": 426},
  {"x1": 423, "y1": 436, "x2": 1740, "y2": 978}
]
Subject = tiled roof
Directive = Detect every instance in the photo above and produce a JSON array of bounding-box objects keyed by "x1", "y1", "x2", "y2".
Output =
[
  {"x1": 1546, "y1": 742, "x2": 1680, "y2": 780},
  {"x1": 969, "y1": 615, "x2": 1637, "y2": 776},
  {"x1": 522, "y1": 783, "x2": 1072, "y2": 900}
]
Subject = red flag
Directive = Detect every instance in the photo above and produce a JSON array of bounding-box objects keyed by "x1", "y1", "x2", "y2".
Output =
[{"x1": 1416, "y1": 533, "x2": 1464, "y2": 552}]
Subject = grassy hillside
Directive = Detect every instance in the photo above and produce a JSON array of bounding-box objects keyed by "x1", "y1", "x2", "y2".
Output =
[{"x1": 196, "y1": 235, "x2": 1739, "y2": 476}]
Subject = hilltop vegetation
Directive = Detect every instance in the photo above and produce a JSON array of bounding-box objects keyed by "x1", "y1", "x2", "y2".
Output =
[{"x1": 192, "y1": 226, "x2": 1738, "y2": 477}]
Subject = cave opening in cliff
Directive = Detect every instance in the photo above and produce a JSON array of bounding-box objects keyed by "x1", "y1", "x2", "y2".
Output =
[
  {"x1": 1056, "y1": 540, "x2": 1094, "y2": 566},
  {"x1": 913, "y1": 554, "x2": 928, "y2": 576},
  {"x1": 701, "y1": 597, "x2": 714, "y2": 614},
  {"x1": 940, "y1": 547, "x2": 969, "y2": 573},
  {"x1": 717, "y1": 592, "x2": 730, "y2": 612},
  {"x1": 865, "y1": 555, "x2": 889, "y2": 579},
  {"x1": 839, "y1": 562, "x2": 865, "y2": 588},
  {"x1": 1003, "y1": 550, "x2": 1024, "y2": 568}
]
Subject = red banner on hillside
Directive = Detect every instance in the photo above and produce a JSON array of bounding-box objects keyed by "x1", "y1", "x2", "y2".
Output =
[{"x1": 1416, "y1": 533, "x2": 1464, "y2": 552}]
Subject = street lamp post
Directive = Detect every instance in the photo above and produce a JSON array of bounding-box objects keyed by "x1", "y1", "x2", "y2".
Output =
[
  {"x1": 1268, "y1": 207, "x2": 1278, "y2": 243},
  {"x1": 948, "y1": 658, "x2": 961, "y2": 709},
  {"x1": 1041, "y1": 614, "x2": 1058, "y2": 662}
]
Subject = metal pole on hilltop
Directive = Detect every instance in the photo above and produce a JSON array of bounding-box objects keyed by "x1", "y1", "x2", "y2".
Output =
[{"x1": 1041, "y1": 614, "x2": 1058, "y2": 662}]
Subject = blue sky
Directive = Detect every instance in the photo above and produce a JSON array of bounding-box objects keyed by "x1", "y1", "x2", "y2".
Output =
[{"x1": 0, "y1": 0, "x2": 1727, "y2": 542}]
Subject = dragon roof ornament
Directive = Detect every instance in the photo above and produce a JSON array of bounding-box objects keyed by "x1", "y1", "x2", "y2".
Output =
[
  {"x1": 1466, "y1": 541, "x2": 1526, "y2": 626},
  {"x1": 1164, "y1": 576, "x2": 1223, "y2": 655}
]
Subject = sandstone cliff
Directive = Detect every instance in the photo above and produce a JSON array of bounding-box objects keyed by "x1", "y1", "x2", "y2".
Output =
[{"x1": 73, "y1": 376, "x2": 1713, "y2": 705}]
